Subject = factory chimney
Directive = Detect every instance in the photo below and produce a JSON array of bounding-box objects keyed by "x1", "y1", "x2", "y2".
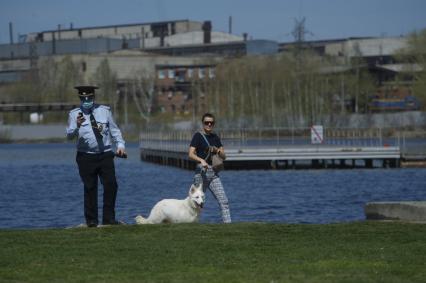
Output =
[
  {"x1": 58, "y1": 24, "x2": 61, "y2": 40},
  {"x1": 202, "y1": 21, "x2": 212, "y2": 44},
  {"x1": 9, "y1": 22, "x2": 14, "y2": 44}
]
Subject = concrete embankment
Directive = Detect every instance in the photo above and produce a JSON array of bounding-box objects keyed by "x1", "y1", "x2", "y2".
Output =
[
  {"x1": 365, "y1": 201, "x2": 426, "y2": 222},
  {"x1": 0, "y1": 124, "x2": 66, "y2": 140}
]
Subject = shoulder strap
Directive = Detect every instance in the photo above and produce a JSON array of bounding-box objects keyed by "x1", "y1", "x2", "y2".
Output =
[
  {"x1": 199, "y1": 132, "x2": 212, "y2": 161},
  {"x1": 199, "y1": 131, "x2": 210, "y2": 147},
  {"x1": 84, "y1": 108, "x2": 102, "y2": 140}
]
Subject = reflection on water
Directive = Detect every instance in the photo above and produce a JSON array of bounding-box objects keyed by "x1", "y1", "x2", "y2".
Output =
[{"x1": 1, "y1": 143, "x2": 426, "y2": 229}]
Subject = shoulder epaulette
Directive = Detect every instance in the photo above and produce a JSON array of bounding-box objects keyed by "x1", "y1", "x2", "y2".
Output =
[
  {"x1": 69, "y1": 107, "x2": 80, "y2": 114},
  {"x1": 98, "y1": 105, "x2": 111, "y2": 110}
]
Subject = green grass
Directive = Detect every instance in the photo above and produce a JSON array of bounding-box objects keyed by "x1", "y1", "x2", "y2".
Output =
[{"x1": 0, "y1": 222, "x2": 425, "y2": 283}]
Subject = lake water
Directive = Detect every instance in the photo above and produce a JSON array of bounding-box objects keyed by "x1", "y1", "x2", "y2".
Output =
[{"x1": 0, "y1": 143, "x2": 425, "y2": 229}]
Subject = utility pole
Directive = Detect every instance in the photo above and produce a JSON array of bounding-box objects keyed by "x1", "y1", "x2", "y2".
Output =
[
  {"x1": 124, "y1": 83, "x2": 128, "y2": 128},
  {"x1": 291, "y1": 17, "x2": 310, "y2": 69},
  {"x1": 9, "y1": 22, "x2": 14, "y2": 44}
]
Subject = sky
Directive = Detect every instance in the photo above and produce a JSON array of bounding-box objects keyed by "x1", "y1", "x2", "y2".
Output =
[{"x1": 0, "y1": 0, "x2": 426, "y2": 44}]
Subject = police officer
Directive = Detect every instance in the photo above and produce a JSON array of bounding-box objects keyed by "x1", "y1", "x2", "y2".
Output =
[{"x1": 66, "y1": 85, "x2": 126, "y2": 227}]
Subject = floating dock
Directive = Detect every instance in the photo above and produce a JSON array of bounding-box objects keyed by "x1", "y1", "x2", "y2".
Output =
[
  {"x1": 140, "y1": 145, "x2": 401, "y2": 170},
  {"x1": 139, "y1": 128, "x2": 408, "y2": 170}
]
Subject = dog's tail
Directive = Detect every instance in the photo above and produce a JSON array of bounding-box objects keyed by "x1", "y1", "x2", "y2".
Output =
[{"x1": 135, "y1": 215, "x2": 149, "y2": 225}]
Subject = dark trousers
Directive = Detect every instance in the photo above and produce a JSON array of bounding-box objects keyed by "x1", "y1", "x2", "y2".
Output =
[{"x1": 76, "y1": 151, "x2": 118, "y2": 225}]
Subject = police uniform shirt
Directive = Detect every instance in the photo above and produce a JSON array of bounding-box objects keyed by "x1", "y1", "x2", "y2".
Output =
[{"x1": 66, "y1": 104, "x2": 125, "y2": 153}]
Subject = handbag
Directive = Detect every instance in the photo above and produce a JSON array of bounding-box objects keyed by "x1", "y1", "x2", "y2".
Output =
[
  {"x1": 200, "y1": 132, "x2": 224, "y2": 172},
  {"x1": 211, "y1": 153, "x2": 224, "y2": 172}
]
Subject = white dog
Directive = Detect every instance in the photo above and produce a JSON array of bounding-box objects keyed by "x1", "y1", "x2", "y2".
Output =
[{"x1": 135, "y1": 184, "x2": 205, "y2": 224}]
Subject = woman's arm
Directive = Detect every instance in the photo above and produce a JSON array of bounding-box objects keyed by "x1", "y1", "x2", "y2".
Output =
[{"x1": 189, "y1": 146, "x2": 208, "y2": 167}]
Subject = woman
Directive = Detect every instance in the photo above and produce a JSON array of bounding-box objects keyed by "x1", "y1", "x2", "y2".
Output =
[{"x1": 188, "y1": 113, "x2": 231, "y2": 223}]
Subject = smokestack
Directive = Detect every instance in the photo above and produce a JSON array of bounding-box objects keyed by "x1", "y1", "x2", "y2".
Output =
[
  {"x1": 202, "y1": 21, "x2": 212, "y2": 44},
  {"x1": 9, "y1": 22, "x2": 14, "y2": 44},
  {"x1": 141, "y1": 27, "x2": 145, "y2": 49},
  {"x1": 243, "y1": 33, "x2": 248, "y2": 41},
  {"x1": 229, "y1": 16, "x2": 232, "y2": 34},
  {"x1": 52, "y1": 32, "x2": 56, "y2": 54}
]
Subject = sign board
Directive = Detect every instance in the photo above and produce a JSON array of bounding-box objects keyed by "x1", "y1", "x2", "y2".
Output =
[{"x1": 311, "y1": 125, "x2": 324, "y2": 144}]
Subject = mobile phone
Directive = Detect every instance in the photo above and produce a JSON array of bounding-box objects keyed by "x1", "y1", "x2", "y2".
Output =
[{"x1": 78, "y1": 112, "x2": 85, "y2": 122}]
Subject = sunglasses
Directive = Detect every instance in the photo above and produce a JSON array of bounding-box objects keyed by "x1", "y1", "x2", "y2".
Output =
[{"x1": 203, "y1": 121, "x2": 215, "y2": 126}]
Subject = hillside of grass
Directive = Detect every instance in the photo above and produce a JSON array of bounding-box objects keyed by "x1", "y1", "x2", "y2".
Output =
[{"x1": 1, "y1": 222, "x2": 425, "y2": 283}]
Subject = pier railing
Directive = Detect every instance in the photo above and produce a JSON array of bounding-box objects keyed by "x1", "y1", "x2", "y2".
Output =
[
  {"x1": 400, "y1": 130, "x2": 426, "y2": 160},
  {"x1": 140, "y1": 127, "x2": 400, "y2": 152},
  {"x1": 139, "y1": 128, "x2": 413, "y2": 169}
]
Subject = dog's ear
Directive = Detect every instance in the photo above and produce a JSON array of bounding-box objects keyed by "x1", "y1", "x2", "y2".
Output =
[
  {"x1": 190, "y1": 185, "x2": 196, "y2": 195},
  {"x1": 196, "y1": 183, "x2": 202, "y2": 191}
]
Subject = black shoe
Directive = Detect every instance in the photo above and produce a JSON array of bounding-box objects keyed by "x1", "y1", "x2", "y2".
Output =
[
  {"x1": 102, "y1": 220, "x2": 125, "y2": 226},
  {"x1": 87, "y1": 221, "x2": 98, "y2": 228}
]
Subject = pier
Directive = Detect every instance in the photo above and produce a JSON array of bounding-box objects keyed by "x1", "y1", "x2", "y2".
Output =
[{"x1": 140, "y1": 128, "x2": 403, "y2": 170}]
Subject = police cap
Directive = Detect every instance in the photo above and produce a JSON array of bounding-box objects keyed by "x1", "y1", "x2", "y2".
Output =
[{"x1": 74, "y1": 85, "x2": 99, "y2": 96}]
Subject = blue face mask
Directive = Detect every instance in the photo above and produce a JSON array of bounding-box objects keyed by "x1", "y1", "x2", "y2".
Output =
[{"x1": 80, "y1": 97, "x2": 94, "y2": 110}]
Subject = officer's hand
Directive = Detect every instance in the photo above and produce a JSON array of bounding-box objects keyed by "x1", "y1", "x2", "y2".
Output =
[
  {"x1": 116, "y1": 148, "x2": 127, "y2": 158},
  {"x1": 77, "y1": 113, "x2": 85, "y2": 128}
]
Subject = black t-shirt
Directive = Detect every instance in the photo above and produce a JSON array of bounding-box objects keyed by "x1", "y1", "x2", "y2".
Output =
[{"x1": 190, "y1": 132, "x2": 223, "y2": 162}]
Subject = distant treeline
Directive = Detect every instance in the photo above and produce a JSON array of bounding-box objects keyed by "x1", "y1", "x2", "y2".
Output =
[
  {"x1": 1, "y1": 30, "x2": 425, "y2": 128},
  {"x1": 197, "y1": 30, "x2": 426, "y2": 128}
]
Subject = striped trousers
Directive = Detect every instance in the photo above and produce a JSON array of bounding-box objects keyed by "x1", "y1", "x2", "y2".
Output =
[{"x1": 194, "y1": 165, "x2": 231, "y2": 223}]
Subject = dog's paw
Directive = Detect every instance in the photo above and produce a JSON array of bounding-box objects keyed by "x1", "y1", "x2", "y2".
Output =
[{"x1": 135, "y1": 215, "x2": 146, "y2": 224}]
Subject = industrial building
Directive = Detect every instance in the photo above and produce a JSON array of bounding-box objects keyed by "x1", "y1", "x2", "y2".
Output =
[
  {"x1": 0, "y1": 19, "x2": 280, "y2": 116},
  {"x1": 0, "y1": 19, "x2": 422, "y2": 114},
  {"x1": 0, "y1": 19, "x2": 276, "y2": 83}
]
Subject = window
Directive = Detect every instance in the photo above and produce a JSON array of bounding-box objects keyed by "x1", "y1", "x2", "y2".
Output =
[
  {"x1": 209, "y1": 68, "x2": 215, "y2": 78},
  {"x1": 198, "y1": 68, "x2": 205, "y2": 79},
  {"x1": 187, "y1": 68, "x2": 193, "y2": 78},
  {"x1": 158, "y1": 70, "x2": 166, "y2": 79},
  {"x1": 168, "y1": 69, "x2": 175, "y2": 79},
  {"x1": 176, "y1": 70, "x2": 185, "y2": 82},
  {"x1": 151, "y1": 23, "x2": 168, "y2": 37}
]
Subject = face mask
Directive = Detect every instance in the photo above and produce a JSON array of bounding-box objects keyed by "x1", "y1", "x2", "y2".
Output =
[
  {"x1": 80, "y1": 97, "x2": 94, "y2": 110},
  {"x1": 82, "y1": 101, "x2": 94, "y2": 109}
]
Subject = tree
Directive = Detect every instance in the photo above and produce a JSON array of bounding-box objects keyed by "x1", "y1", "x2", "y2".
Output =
[
  {"x1": 129, "y1": 70, "x2": 156, "y2": 123},
  {"x1": 203, "y1": 46, "x2": 376, "y2": 128},
  {"x1": 92, "y1": 58, "x2": 117, "y2": 107},
  {"x1": 403, "y1": 29, "x2": 426, "y2": 108},
  {"x1": 56, "y1": 56, "x2": 82, "y2": 102}
]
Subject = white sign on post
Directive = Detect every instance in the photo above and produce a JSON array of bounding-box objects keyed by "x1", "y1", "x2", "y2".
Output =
[{"x1": 311, "y1": 125, "x2": 324, "y2": 144}]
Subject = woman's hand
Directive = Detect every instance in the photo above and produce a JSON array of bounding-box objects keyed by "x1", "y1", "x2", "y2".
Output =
[{"x1": 200, "y1": 159, "x2": 209, "y2": 168}]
